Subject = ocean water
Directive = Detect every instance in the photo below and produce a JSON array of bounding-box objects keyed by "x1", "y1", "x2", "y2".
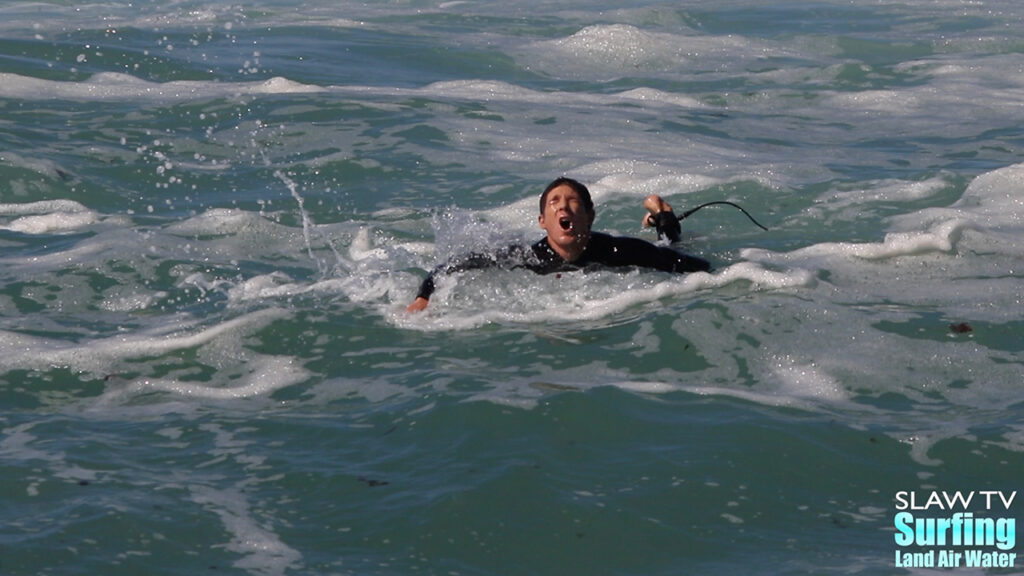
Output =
[{"x1": 1, "y1": 1, "x2": 1023, "y2": 574}]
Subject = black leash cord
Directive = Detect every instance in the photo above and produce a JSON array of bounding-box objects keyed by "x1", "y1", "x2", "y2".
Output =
[{"x1": 679, "y1": 201, "x2": 769, "y2": 231}]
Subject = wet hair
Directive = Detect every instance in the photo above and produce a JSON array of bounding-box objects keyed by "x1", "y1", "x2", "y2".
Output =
[{"x1": 539, "y1": 177, "x2": 595, "y2": 216}]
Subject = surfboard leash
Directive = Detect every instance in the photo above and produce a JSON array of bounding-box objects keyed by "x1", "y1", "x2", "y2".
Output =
[{"x1": 652, "y1": 201, "x2": 769, "y2": 242}]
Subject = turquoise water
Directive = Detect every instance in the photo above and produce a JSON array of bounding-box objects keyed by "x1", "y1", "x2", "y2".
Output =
[{"x1": 1, "y1": 1, "x2": 1023, "y2": 574}]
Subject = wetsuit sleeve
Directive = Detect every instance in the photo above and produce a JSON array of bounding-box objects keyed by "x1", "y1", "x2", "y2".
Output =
[
  {"x1": 415, "y1": 276, "x2": 436, "y2": 301},
  {"x1": 604, "y1": 235, "x2": 711, "y2": 273},
  {"x1": 414, "y1": 245, "x2": 530, "y2": 301}
]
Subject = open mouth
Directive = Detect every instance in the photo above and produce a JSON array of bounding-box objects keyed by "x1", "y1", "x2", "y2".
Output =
[{"x1": 559, "y1": 216, "x2": 573, "y2": 231}]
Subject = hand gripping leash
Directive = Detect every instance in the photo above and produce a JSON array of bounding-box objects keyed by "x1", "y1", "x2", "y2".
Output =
[{"x1": 653, "y1": 200, "x2": 769, "y2": 242}]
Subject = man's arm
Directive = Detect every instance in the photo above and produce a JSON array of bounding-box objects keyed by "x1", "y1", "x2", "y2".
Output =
[
  {"x1": 664, "y1": 248, "x2": 711, "y2": 273},
  {"x1": 406, "y1": 246, "x2": 527, "y2": 312},
  {"x1": 407, "y1": 296, "x2": 430, "y2": 312},
  {"x1": 598, "y1": 234, "x2": 711, "y2": 273}
]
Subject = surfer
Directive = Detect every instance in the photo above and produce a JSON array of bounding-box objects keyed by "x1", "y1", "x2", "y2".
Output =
[{"x1": 406, "y1": 177, "x2": 711, "y2": 312}]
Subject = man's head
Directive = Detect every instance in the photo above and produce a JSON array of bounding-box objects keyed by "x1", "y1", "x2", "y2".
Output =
[
  {"x1": 539, "y1": 177, "x2": 594, "y2": 217},
  {"x1": 538, "y1": 177, "x2": 595, "y2": 262}
]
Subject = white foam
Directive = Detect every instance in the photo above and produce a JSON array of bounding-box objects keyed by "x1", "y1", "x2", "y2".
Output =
[
  {"x1": 392, "y1": 260, "x2": 814, "y2": 332},
  {"x1": 389, "y1": 79, "x2": 704, "y2": 111},
  {"x1": 122, "y1": 355, "x2": 309, "y2": 401},
  {"x1": 519, "y1": 24, "x2": 779, "y2": 81},
  {"x1": 0, "y1": 200, "x2": 101, "y2": 234},
  {"x1": 948, "y1": 162, "x2": 1024, "y2": 234},
  {"x1": 0, "y1": 72, "x2": 323, "y2": 103},
  {"x1": 166, "y1": 208, "x2": 261, "y2": 236},
  {"x1": 613, "y1": 380, "x2": 681, "y2": 394},
  {"x1": 743, "y1": 218, "x2": 973, "y2": 263},
  {"x1": 810, "y1": 177, "x2": 951, "y2": 216},
  {"x1": 98, "y1": 289, "x2": 162, "y2": 313},
  {"x1": 1, "y1": 211, "x2": 99, "y2": 234},
  {"x1": 0, "y1": 307, "x2": 292, "y2": 383},
  {"x1": 0, "y1": 70, "x2": 705, "y2": 114},
  {"x1": 225, "y1": 273, "x2": 349, "y2": 305},
  {"x1": 591, "y1": 171, "x2": 729, "y2": 202},
  {"x1": 194, "y1": 487, "x2": 304, "y2": 576},
  {"x1": 747, "y1": 163, "x2": 1024, "y2": 268},
  {"x1": 768, "y1": 357, "x2": 847, "y2": 402}
]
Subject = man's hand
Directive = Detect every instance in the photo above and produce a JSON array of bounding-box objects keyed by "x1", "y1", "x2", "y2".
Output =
[
  {"x1": 642, "y1": 194, "x2": 681, "y2": 242},
  {"x1": 406, "y1": 297, "x2": 429, "y2": 313},
  {"x1": 642, "y1": 194, "x2": 674, "y2": 227}
]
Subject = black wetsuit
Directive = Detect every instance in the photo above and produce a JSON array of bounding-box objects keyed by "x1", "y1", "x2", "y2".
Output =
[{"x1": 415, "y1": 232, "x2": 711, "y2": 301}]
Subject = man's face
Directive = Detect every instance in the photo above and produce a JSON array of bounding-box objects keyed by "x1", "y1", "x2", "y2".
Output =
[{"x1": 538, "y1": 184, "x2": 594, "y2": 258}]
